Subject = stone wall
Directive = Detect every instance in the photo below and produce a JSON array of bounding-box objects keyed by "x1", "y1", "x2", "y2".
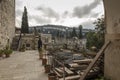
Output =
[
  {"x1": 15, "y1": 33, "x2": 52, "y2": 50},
  {"x1": 0, "y1": 0, "x2": 15, "y2": 49}
]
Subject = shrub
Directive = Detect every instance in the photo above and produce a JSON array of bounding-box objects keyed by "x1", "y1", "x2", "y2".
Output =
[
  {"x1": 0, "y1": 49, "x2": 3, "y2": 57},
  {"x1": 4, "y1": 49, "x2": 13, "y2": 58}
]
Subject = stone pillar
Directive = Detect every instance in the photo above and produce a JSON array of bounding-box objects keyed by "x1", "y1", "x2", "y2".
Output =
[{"x1": 103, "y1": 0, "x2": 120, "y2": 80}]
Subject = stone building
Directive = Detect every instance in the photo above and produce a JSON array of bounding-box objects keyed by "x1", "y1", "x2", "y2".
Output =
[
  {"x1": 0, "y1": 0, "x2": 15, "y2": 49},
  {"x1": 15, "y1": 33, "x2": 52, "y2": 50}
]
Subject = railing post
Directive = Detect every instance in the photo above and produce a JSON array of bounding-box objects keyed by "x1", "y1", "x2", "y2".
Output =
[{"x1": 63, "y1": 62, "x2": 65, "y2": 80}]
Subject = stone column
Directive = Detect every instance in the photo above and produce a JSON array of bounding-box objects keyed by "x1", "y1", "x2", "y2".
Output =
[{"x1": 104, "y1": 0, "x2": 120, "y2": 80}]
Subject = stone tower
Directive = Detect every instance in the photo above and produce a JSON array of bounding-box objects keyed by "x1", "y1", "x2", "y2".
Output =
[{"x1": 0, "y1": 0, "x2": 15, "y2": 49}]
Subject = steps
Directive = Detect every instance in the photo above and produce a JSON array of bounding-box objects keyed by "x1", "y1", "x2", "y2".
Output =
[{"x1": 11, "y1": 37, "x2": 19, "y2": 50}]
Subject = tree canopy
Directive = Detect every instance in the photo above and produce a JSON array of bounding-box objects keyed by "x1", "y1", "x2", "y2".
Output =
[
  {"x1": 78, "y1": 25, "x2": 83, "y2": 39},
  {"x1": 86, "y1": 16, "x2": 105, "y2": 50},
  {"x1": 71, "y1": 27, "x2": 77, "y2": 38}
]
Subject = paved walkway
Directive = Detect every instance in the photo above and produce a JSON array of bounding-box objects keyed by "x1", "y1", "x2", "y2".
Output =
[{"x1": 0, "y1": 50, "x2": 48, "y2": 80}]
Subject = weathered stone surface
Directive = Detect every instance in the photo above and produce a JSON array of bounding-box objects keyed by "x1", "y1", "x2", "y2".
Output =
[
  {"x1": 15, "y1": 33, "x2": 52, "y2": 50},
  {"x1": 0, "y1": 0, "x2": 15, "y2": 49},
  {"x1": 104, "y1": 0, "x2": 120, "y2": 79},
  {"x1": 0, "y1": 50, "x2": 48, "y2": 80}
]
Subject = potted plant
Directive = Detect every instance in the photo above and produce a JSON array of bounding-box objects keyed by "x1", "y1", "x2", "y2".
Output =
[
  {"x1": 44, "y1": 64, "x2": 51, "y2": 73},
  {"x1": 42, "y1": 58, "x2": 47, "y2": 65},
  {"x1": 4, "y1": 49, "x2": 13, "y2": 58},
  {"x1": 48, "y1": 72, "x2": 57, "y2": 80},
  {"x1": 38, "y1": 48, "x2": 43, "y2": 59},
  {"x1": 0, "y1": 49, "x2": 3, "y2": 57}
]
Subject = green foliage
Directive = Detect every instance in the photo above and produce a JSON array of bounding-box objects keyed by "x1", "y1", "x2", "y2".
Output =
[
  {"x1": 71, "y1": 27, "x2": 77, "y2": 38},
  {"x1": 78, "y1": 25, "x2": 83, "y2": 39},
  {"x1": 86, "y1": 16, "x2": 105, "y2": 50},
  {"x1": 4, "y1": 49, "x2": 13, "y2": 55},
  {"x1": 38, "y1": 48, "x2": 43, "y2": 54},
  {"x1": 4, "y1": 49, "x2": 13, "y2": 58},
  {"x1": 5, "y1": 44, "x2": 9, "y2": 50},
  {"x1": 0, "y1": 49, "x2": 3, "y2": 57},
  {"x1": 0, "y1": 49, "x2": 3, "y2": 53},
  {"x1": 94, "y1": 16, "x2": 105, "y2": 34},
  {"x1": 21, "y1": 6, "x2": 29, "y2": 33}
]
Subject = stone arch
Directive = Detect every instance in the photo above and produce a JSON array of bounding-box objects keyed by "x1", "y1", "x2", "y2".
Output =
[{"x1": 103, "y1": 0, "x2": 120, "y2": 80}]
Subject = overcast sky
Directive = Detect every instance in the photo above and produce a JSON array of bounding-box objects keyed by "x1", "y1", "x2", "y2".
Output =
[{"x1": 16, "y1": 0, "x2": 104, "y2": 29}]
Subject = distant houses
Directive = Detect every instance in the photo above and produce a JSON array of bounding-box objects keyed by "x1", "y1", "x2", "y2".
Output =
[{"x1": 28, "y1": 24, "x2": 95, "y2": 38}]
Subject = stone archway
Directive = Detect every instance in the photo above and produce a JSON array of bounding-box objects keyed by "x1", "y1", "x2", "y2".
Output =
[{"x1": 103, "y1": 0, "x2": 120, "y2": 80}]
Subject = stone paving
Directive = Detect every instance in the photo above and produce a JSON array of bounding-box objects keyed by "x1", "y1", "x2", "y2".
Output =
[{"x1": 0, "y1": 50, "x2": 48, "y2": 80}]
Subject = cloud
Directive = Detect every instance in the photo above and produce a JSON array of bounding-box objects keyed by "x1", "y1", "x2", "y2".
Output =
[
  {"x1": 72, "y1": 0, "x2": 102, "y2": 18},
  {"x1": 81, "y1": 19, "x2": 96, "y2": 29},
  {"x1": 36, "y1": 6, "x2": 59, "y2": 21},
  {"x1": 16, "y1": 17, "x2": 21, "y2": 27},
  {"x1": 62, "y1": 11, "x2": 69, "y2": 18},
  {"x1": 16, "y1": 9, "x2": 23, "y2": 17},
  {"x1": 90, "y1": 12, "x2": 99, "y2": 18},
  {"x1": 29, "y1": 15, "x2": 51, "y2": 24},
  {"x1": 16, "y1": 0, "x2": 23, "y2": 7}
]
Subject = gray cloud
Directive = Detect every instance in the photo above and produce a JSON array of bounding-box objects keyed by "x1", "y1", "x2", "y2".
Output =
[
  {"x1": 16, "y1": 0, "x2": 23, "y2": 7},
  {"x1": 29, "y1": 15, "x2": 51, "y2": 24},
  {"x1": 62, "y1": 11, "x2": 69, "y2": 18},
  {"x1": 16, "y1": 18, "x2": 21, "y2": 27},
  {"x1": 36, "y1": 6, "x2": 59, "y2": 21},
  {"x1": 90, "y1": 12, "x2": 99, "y2": 18},
  {"x1": 16, "y1": 9, "x2": 23, "y2": 17},
  {"x1": 72, "y1": 0, "x2": 101, "y2": 18},
  {"x1": 81, "y1": 19, "x2": 95, "y2": 29}
]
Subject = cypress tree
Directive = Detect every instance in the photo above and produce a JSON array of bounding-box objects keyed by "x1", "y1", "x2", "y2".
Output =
[
  {"x1": 78, "y1": 25, "x2": 83, "y2": 39},
  {"x1": 71, "y1": 27, "x2": 77, "y2": 38},
  {"x1": 21, "y1": 6, "x2": 29, "y2": 33}
]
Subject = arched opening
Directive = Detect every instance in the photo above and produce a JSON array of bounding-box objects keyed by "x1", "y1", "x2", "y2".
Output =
[
  {"x1": 103, "y1": 0, "x2": 120, "y2": 80},
  {"x1": 0, "y1": 0, "x2": 120, "y2": 80}
]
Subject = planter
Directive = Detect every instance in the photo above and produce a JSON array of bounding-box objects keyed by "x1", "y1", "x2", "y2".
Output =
[
  {"x1": 5, "y1": 54, "x2": 10, "y2": 58},
  {"x1": 42, "y1": 58, "x2": 47, "y2": 65},
  {"x1": 48, "y1": 73, "x2": 57, "y2": 80},
  {"x1": 44, "y1": 65, "x2": 50, "y2": 73},
  {"x1": 0, "y1": 53, "x2": 3, "y2": 57}
]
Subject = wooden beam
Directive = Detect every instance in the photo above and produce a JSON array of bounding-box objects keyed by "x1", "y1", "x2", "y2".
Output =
[
  {"x1": 59, "y1": 75, "x2": 80, "y2": 80},
  {"x1": 80, "y1": 41, "x2": 111, "y2": 80},
  {"x1": 53, "y1": 69, "x2": 62, "y2": 78},
  {"x1": 73, "y1": 59, "x2": 93, "y2": 64}
]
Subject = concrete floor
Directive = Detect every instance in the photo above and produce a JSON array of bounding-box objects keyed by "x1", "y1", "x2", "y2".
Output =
[{"x1": 0, "y1": 50, "x2": 48, "y2": 80}]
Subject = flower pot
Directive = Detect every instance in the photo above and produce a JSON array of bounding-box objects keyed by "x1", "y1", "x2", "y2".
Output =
[
  {"x1": 48, "y1": 73, "x2": 57, "y2": 80},
  {"x1": 5, "y1": 54, "x2": 10, "y2": 58},
  {"x1": 44, "y1": 65, "x2": 50, "y2": 73},
  {"x1": 42, "y1": 58, "x2": 47, "y2": 65},
  {"x1": 0, "y1": 53, "x2": 3, "y2": 57}
]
